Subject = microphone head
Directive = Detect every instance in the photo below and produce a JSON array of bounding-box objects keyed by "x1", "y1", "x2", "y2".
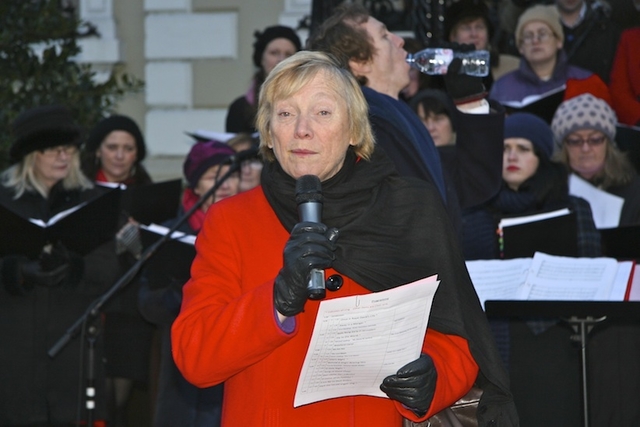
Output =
[{"x1": 295, "y1": 175, "x2": 323, "y2": 205}]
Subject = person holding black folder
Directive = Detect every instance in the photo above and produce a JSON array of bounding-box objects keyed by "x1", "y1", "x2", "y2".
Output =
[
  {"x1": 488, "y1": 5, "x2": 592, "y2": 123},
  {"x1": 138, "y1": 140, "x2": 239, "y2": 427},
  {"x1": 82, "y1": 114, "x2": 156, "y2": 427},
  {"x1": 0, "y1": 105, "x2": 116, "y2": 426},
  {"x1": 462, "y1": 112, "x2": 601, "y2": 426},
  {"x1": 463, "y1": 112, "x2": 600, "y2": 261}
]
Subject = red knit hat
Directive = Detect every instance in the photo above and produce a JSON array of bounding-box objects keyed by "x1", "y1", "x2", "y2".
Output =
[
  {"x1": 183, "y1": 140, "x2": 235, "y2": 188},
  {"x1": 564, "y1": 74, "x2": 613, "y2": 107}
]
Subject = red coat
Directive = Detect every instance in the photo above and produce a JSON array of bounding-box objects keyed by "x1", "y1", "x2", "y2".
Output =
[
  {"x1": 172, "y1": 187, "x2": 478, "y2": 427},
  {"x1": 610, "y1": 28, "x2": 640, "y2": 126}
]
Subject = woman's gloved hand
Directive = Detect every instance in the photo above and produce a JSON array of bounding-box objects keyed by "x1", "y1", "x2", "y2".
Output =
[
  {"x1": 380, "y1": 353, "x2": 438, "y2": 418},
  {"x1": 273, "y1": 222, "x2": 338, "y2": 317}
]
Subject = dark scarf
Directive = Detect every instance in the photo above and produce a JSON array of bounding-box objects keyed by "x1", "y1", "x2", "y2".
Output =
[
  {"x1": 261, "y1": 148, "x2": 447, "y2": 292},
  {"x1": 493, "y1": 185, "x2": 537, "y2": 215},
  {"x1": 261, "y1": 148, "x2": 519, "y2": 425}
]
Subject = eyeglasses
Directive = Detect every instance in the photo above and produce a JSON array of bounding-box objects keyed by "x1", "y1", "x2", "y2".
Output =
[
  {"x1": 564, "y1": 135, "x2": 607, "y2": 147},
  {"x1": 521, "y1": 30, "x2": 554, "y2": 45},
  {"x1": 41, "y1": 144, "x2": 78, "y2": 156}
]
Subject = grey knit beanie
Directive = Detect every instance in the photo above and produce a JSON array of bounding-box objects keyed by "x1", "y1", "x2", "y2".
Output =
[
  {"x1": 551, "y1": 94, "x2": 617, "y2": 149},
  {"x1": 515, "y1": 5, "x2": 564, "y2": 46}
]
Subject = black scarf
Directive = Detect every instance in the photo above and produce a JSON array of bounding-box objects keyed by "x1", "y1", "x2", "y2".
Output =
[
  {"x1": 261, "y1": 148, "x2": 519, "y2": 425},
  {"x1": 262, "y1": 148, "x2": 442, "y2": 292}
]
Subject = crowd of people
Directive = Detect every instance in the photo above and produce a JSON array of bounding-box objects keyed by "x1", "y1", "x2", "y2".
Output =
[{"x1": 1, "y1": 0, "x2": 638, "y2": 426}]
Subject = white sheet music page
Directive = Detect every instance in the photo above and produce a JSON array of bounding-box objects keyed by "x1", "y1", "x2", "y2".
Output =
[
  {"x1": 293, "y1": 275, "x2": 440, "y2": 407},
  {"x1": 465, "y1": 258, "x2": 532, "y2": 308},
  {"x1": 522, "y1": 252, "x2": 619, "y2": 300}
]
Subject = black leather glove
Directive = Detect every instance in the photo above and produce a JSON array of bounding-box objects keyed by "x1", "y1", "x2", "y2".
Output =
[
  {"x1": 22, "y1": 242, "x2": 71, "y2": 288},
  {"x1": 443, "y1": 45, "x2": 487, "y2": 105},
  {"x1": 380, "y1": 353, "x2": 438, "y2": 418},
  {"x1": 273, "y1": 222, "x2": 338, "y2": 317}
]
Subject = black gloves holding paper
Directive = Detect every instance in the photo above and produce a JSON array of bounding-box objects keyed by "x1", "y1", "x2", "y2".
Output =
[
  {"x1": 380, "y1": 353, "x2": 438, "y2": 418},
  {"x1": 274, "y1": 222, "x2": 338, "y2": 317}
]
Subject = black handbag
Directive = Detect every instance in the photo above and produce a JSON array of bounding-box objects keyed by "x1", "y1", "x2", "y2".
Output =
[{"x1": 403, "y1": 385, "x2": 482, "y2": 427}]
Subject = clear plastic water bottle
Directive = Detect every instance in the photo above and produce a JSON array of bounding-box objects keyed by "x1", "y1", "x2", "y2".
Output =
[{"x1": 406, "y1": 48, "x2": 490, "y2": 77}]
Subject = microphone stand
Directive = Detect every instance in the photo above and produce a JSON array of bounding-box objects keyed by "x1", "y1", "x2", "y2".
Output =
[{"x1": 48, "y1": 155, "x2": 244, "y2": 426}]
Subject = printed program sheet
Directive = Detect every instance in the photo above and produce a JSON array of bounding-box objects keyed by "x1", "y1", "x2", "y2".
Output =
[{"x1": 294, "y1": 276, "x2": 440, "y2": 407}]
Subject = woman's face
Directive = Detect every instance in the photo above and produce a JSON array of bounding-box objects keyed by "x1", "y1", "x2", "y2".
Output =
[
  {"x1": 450, "y1": 17, "x2": 489, "y2": 50},
  {"x1": 34, "y1": 145, "x2": 76, "y2": 190},
  {"x1": 231, "y1": 140, "x2": 262, "y2": 191},
  {"x1": 96, "y1": 130, "x2": 138, "y2": 182},
  {"x1": 564, "y1": 129, "x2": 608, "y2": 180},
  {"x1": 261, "y1": 38, "x2": 298, "y2": 75},
  {"x1": 193, "y1": 164, "x2": 240, "y2": 212},
  {"x1": 268, "y1": 71, "x2": 353, "y2": 182},
  {"x1": 417, "y1": 104, "x2": 454, "y2": 147},
  {"x1": 518, "y1": 21, "x2": 562, "y2": 67},
  {"x1": 503, "y1": 138, "x2": 540, "y2": 190}
]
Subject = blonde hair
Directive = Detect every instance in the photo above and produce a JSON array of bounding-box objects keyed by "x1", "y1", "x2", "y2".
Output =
[
  {"x1": 256, "y1": 50, "x2": 375, "y2": 162},
  {"x1": 1, "y1": 151, "x2": 93, "y2": 199}
]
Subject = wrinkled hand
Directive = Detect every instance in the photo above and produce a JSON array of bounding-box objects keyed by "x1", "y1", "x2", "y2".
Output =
[
  {"x1": 273, "y1": 222, "x2": 338, "y2": 317},
  {"x1": 380, "y1": 353, "x2": 437, "y2": 418},
  {"x1": 444, "y1": 57, "x2": 487, "y2": 105}
]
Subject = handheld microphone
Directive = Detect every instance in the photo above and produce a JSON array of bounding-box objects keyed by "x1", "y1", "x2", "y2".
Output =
[{"x1": 295, "y1": 175, "x2": 326, "y2": 300}]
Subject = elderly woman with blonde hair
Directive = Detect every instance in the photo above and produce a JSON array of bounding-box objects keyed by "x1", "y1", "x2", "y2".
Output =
[{"x1": 172, "y1": 50, "x2": 517, "y2": 426}]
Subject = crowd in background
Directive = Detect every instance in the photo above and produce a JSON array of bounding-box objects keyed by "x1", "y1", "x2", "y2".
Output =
[{"x1": 0, "y1": 0, "x2": 638, "y2": 426}]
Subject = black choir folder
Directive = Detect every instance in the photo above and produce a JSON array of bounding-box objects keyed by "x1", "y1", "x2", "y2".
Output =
[
  {"x1": 0, "y1": 188, "x2": 121, "y2": 258},
  {"x1": 501, "y1": 86, "x2": 566, "y2": 124},
  {"x1": 139, "y1": 224, "x2": 196, "y2": 284},
  {"x1": 600, "y1": 224, "x2": 640, "y2": 260},
  {"x1": 98, "y1": 179, "x2": 183, "y2": 226},
  {"x1": 499, "y1": 208, "x2": 578, "y2": 259}
]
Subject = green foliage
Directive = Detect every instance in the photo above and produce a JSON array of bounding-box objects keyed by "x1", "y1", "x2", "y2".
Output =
[{"x1": 0, "y1": 0, "x2": 144, "y2": 169}]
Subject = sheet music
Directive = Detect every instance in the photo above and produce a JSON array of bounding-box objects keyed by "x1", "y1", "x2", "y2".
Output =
[
  {"x1": 522, "y1": 253, "x2": 618, "y2": 301},
  {"x1": 569, "y1": 174, "x2": 624, "y2": 229},
  {"x1": 465, "y1": 258, "x2": 531, "y2": 308},
  {"x1": 141, "y1": 223, "x2": 196, "y2": 245},
  {"x1": 293, "y1": 276, "x2": 440, "y2": 407}
]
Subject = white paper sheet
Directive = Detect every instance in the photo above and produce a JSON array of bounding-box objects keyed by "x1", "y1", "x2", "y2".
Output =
[
  {"x1": 466, "y1": 253, "x2": 635, "y2": 305},
  {"x1": 465, "y1": 258, "x2": 531, "y2": 308},
  {"x1": 520, "y1": 253, "x2": 619, "y2": 301},
  {"x1": 569, "y1": 174, "x2": 624, "y2": 229},
  {"x1": 293, "y1": 276, "x2": 440, "y2": 407}
]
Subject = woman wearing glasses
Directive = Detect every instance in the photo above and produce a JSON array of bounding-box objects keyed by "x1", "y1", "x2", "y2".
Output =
[
  {"x1": 488, "y1": 5, "x2": 592, "y2": 110},
  {"x1": 0, "y1": 105, "x2": 113, "y2": 425},
  {"x1": 552, "y1": 93, "x2": 640, "y2": 226}
]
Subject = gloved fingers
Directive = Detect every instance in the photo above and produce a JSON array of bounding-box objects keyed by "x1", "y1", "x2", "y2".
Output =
[
  {"x1": 397, "y1": 354, "x2": 434, "y2": 376},
  {"x1": 325, "y1": 227, "x2": 339, "y2": 244},
  {"x1": 382, "y1": 372, "x2": 426, "y2": 389},
  {"x1": 291, "y1": 221, "x2": 328, "y2": 236},
  {"x1": 446, "y1": 57, "x2": 463, "y2": 75}
]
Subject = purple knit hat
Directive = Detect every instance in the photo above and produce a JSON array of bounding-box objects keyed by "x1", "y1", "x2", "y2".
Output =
[{"x1": 183, "y1": 140, "x2": 235, "y2": 188}]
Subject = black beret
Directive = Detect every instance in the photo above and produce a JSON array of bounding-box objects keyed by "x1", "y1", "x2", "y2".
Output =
[
  {"x1": 10, "y1": 105, "x2": 81, "y2": 164},
  {"x1": 444, "y1": 0, "x2": 494, "y2": 41},
  {"x1": 252, "y1": 25, "x2": 302, "y2": 68},
  {"x1": 85, "y1": 115, "x2": 146, "y2": 162}
]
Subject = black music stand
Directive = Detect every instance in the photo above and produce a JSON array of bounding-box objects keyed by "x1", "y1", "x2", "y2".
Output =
[{"x1": 485, "y1": 300, "x2": 640, "y2": 427}]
